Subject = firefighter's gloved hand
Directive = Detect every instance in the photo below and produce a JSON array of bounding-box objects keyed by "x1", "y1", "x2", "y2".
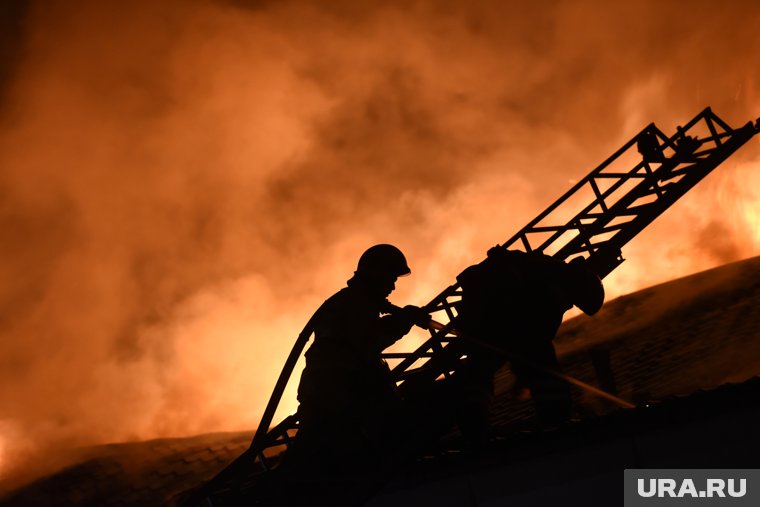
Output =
[{"x1": 402, "y1": 305, "x2": 432, "y2": 329}]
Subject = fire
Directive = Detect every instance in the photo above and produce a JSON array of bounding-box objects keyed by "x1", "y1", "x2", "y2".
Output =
[
  {"x1": 0, "y1": 0, "x2": 758, "y2": 486},
  {"x1": 0, "y1": 432, "x2": 5, "y2": 478},
  {"x1": 720, "y1": 161, "x2": 760, "y2": 252}
]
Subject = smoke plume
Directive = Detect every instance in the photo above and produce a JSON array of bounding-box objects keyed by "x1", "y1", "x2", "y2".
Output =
[{"x1": 0, "y1": 0, "x2": 759, "y2": 483}]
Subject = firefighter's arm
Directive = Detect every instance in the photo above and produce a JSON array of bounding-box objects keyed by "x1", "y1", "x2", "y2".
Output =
[{"x1": 375, "y1": 306, "x2": 430, "y2": 350}]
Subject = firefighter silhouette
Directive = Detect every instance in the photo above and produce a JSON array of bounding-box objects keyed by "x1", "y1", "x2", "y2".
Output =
[
  {"x1": 452, "y1": 247, "x2": 604, "y2": 443},
  {"x1": 637, "y1": 126, "x2": 702, "y2": 164},
  {"x1": 278, "y1": 244, "x2": 428, "y2": 504}
]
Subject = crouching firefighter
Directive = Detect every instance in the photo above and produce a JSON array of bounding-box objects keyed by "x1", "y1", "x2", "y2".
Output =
[{"x1": 453, "y1": 247, "x2": 604, "y2": 440}]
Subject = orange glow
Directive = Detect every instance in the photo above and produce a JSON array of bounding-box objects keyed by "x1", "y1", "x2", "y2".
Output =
[
  {"x1": 0, "y1": 0, "x2": 759, "y2": 484},
  {"x1": 0, "y1": 432, "x2": 5, "y2": 477}
]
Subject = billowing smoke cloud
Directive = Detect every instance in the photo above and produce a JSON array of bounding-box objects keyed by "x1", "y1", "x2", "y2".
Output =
[{"x1": 1, "y1": 0, "x2": 759, "y2": 483}]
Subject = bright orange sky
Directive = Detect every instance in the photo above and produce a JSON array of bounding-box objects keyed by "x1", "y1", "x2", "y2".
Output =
[{"x1": 0, "y1": 0, "x2": 759, "y2": 482}]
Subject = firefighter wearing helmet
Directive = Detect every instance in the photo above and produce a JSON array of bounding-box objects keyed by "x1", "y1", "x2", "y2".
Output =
[
  {"x1": 286, "y1": 244, "x2": 428, "y2": 493},
  {"x1": 453, "y1": 247, "x2": 604, "y2": 442}
]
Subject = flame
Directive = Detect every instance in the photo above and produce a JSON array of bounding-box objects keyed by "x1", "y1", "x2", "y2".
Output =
[
  {"x1": 723, "y1": 161, "x2": 760, "y2": 251},
  {"x1": 0, "y1": 432, "x2": 5, "y2": 479},
  {"x1": 1, "y1": 0, "x2": 759, "y2": 485}
]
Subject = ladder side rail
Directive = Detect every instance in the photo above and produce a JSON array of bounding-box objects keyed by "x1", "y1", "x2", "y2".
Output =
[
  {"x1": 529, "y1": 113, "x2": 747, "y2": 262},
  {"x1": 498, "y1": 124, "x2": 655, "y2": 252},
  {"x1": 192, "y1": 414, "x2": 300, "y2": 505},
  {"x1": 555, "y1": 122, "x2": 759, "y2": 277},
  {"x1": 387, "y1": 318, "x2": 461, "y2": 374},
  {"x1": 677, "y1": 107, "x2": 725, "y2": 138},
  {"x1": 706, "y1": 108, "x2": 736, "y2": 132},
  {"x1": 537, "y1": 155, "x2": 693, "y2": 258},
  {"x1": 521, "y1": 162, "x2": 655, "y2": 255},
  {"x1": 394, "y1": 340, "x2": 469, "y2": 388},
  {"x1": 511, "y1": 107, "x2": 742, "y2": 258},
  {"x1": 561, "y1": 119, "x2": 756, "y2": 253},
  {"x1": 522, "y1": 112, "x2": 729, "y2": 256}
]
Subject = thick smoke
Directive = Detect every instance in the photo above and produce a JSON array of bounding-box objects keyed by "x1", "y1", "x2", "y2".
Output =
[{"x1": 0, "y1": 0, "x2": 759, "y2": 483}]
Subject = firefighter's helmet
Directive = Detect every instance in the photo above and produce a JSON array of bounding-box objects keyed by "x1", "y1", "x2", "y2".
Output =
[
  {"x1": 357, "y1": 244, "x2": 411, "y2": 278},
  {"x1": 566, "y1": 256, "x2": 605, "y2": 315}
]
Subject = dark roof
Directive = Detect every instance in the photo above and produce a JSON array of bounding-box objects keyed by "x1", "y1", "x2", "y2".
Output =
[
  {"x1": 488, "y1": 254, "x2": 760, "y2": 430},
  {"x1": 2, "y1": 255, "x2": 760, "y2": 506},
  {"x1": 0, "y1": 432, "x2": 252, "y2": 507},
  {"x1": 368, "y1": 378, "x2": 760, "y2": 507}
]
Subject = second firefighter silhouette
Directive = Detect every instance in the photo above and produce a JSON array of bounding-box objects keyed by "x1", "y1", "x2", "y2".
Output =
[
  {"x1": 290, "y1": 245, "x2": 428, "y2": 479},
  {"x1": 454, "y1": 247, "x2": 605, "y2": 433}
]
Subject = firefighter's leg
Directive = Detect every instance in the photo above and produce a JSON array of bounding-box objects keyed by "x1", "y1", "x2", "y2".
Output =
[{"x1": 510, "y1": 338, "x2": 573, "y2": 425}]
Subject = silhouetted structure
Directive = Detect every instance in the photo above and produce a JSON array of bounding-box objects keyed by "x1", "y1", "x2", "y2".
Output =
[{"x1": 181, "y1": 108, "x2": 759, "y2": 506}]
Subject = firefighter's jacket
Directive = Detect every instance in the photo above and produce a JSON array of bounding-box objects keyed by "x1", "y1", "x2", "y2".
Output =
[{"x1": 297, "y1": 280, "x2": 414, "y2": 421}]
